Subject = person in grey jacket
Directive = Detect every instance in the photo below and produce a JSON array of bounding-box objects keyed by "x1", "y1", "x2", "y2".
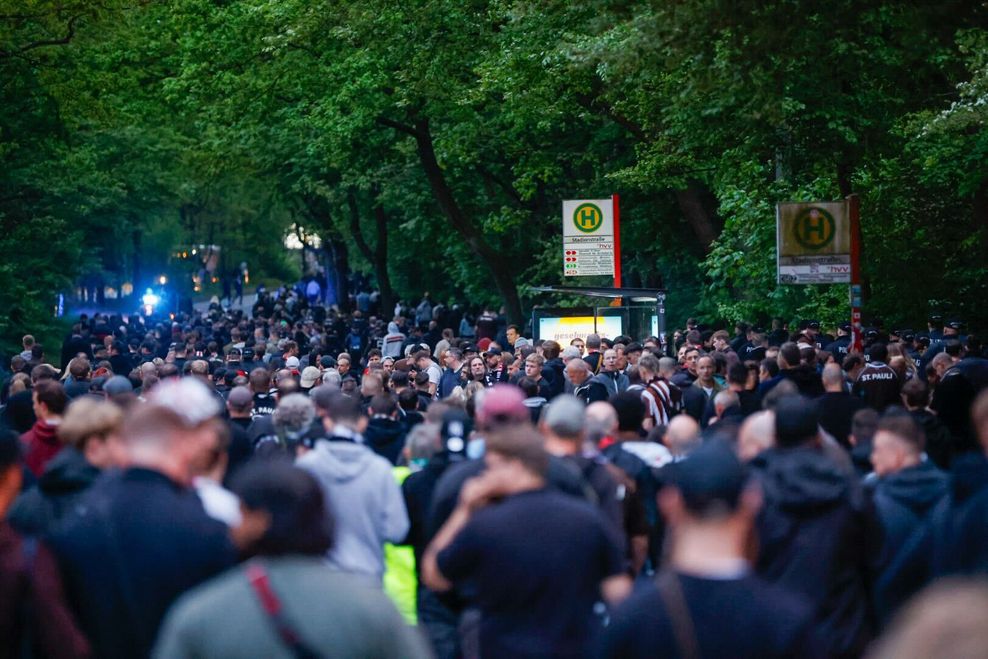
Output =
[
  {"x1": 154, "y1": 461, "x2": 428, "y2": 659},
  {"x1": 296, "y1": 388, "x2": 410, "y2": 584}
]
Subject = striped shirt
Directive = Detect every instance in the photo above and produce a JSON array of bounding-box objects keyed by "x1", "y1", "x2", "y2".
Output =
[{"x1": 641, "y1": 376, "x2": 681, "y2": 427}]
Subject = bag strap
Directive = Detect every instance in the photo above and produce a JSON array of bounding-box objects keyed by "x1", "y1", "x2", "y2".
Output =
[
  {"x1": 655, "y1": 571, "x2": 700, "y2": 659},
  {"x1": 245, "y1": 562, "x2": 321, "y2": 659},
  {"x1": 18, "y1": 536, "x2": 38, "y2": 659}
]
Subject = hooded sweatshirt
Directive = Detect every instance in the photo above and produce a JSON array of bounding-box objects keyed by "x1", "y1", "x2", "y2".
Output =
[
  {"x1": 753, "y1": 447, "x2": 880, "y2": 658},
  {"x1": 9, "y1": 447, "x2": 100, "y2": 535},
  {"x1": 364, "y1": 416, "x2": 407, "y2": 465},
  {"x1": 382, "y1": 322, "x2": 406, "y2": 359},
  {"x1": 22, "y1": 420, "x2": 63, "y2": 478},
  {"x1": 297, "y1": 436, "x2": 410, "y2": 582},
  {"x1": 872, "y1": 461, "x2": 949, "y2": 552}
]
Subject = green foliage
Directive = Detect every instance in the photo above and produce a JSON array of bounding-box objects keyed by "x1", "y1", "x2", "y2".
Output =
[{"x1": 1, "y1": 1, "x2": 986, "y2": 341}]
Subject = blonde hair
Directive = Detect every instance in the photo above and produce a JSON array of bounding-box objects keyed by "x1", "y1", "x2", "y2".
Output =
[{"x1": 58, "y1": 398, "x2": 123, "y2": 449}]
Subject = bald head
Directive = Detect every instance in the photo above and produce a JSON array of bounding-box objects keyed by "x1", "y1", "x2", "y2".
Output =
[
  {"x1": 581, "y1": 400, "x2": 618, "y2": 444},
  {"x1": 822, "y1": 363, "x2": 844, "y2": 392},
  {"x1": 665, "y1": 415, "x2": 700, "y2": 457},
  {"x1": 738, "y1": 410, "x2": 775, "y2": 462}
]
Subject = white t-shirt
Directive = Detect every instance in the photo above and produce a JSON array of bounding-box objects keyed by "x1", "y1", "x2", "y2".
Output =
[{"x1": 194, "y1": 477, "x2": 243, "y2": 527}]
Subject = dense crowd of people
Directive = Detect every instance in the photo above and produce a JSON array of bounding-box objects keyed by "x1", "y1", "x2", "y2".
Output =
[{"x1": 1, "y1": 284, "x2": 987, "y2": 658}]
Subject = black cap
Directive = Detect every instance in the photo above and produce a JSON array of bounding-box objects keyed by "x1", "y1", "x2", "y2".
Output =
[
  {"x1": 839, "y1": 322, "x2": 852, "y2": 332},
  {"x1": 865, "y1": 328, "x2": 879, "y2": 339},
  {"x1": 808, "y1": 321, "x2": 820, "y2": 330},
  {"x1": 463, "y1": 344, "x2": 480, "y2": 354},
  {"x1": 929, "y1": 314, "x2": 943, "y2": 324},
  {"x1": 667, "y1": 440, "x2": 747, "y2": 515},
  {"x1": 485, "y1": 347, "x2": 502, "y2": 356},
  {"x1": 947, "y1": 319, "x2": 963, "y2": 330}
]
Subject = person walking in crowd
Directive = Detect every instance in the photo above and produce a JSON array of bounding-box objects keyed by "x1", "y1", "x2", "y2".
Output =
[
  {"x1": 600, "y1": 441, "x2": 816, "y2": 659},
  {"x1": 296, "y1": 391, "x2": 409, "y2": 585},
  {"x1": 421, "y1": 425, "x2": 631, "y2": 658},
  {"x1": 153, "y1": 461, "x2": 429, "y2": 658},
  {"x1": 49, "y1": 379, "x2": 237, "y2": 658},
  {"x1": 2, "y1": 296, "x2": 988, "y2": 659}
]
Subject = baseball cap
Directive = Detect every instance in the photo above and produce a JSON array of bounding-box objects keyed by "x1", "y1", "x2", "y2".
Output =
[
  {"x1": 285, "y1": 356, "x2": 300, "y2": 369},
  {"x1": 319, "y1": 356, "x2": 337, "y2": 369},
  {"x1": 300, "y1": 366, "x2": 321, "y2": 388},
  {"x1": 227, "y1": 385, "x2": 253, "y2": 410},
  {"x1": 839, "y1": 322, "x2": 852, "y2": 333},
  {"x1": 104, "y1": 375, "x2": 134, "y2": 396},
  {"x1": 666, "y1": 440, "x2": 747, "y2": 515},
  {"x1": 484, "y1": 347, "x2": 502, "y2": 357},
  {"x1": 513, "y1": 337, "x2": 530, "y2": 349},
  {"x1": 947, "y1": 319, "x2": 963, "y2": 330},
  {"x1": 475, "y1": 384, "x2": 528, "y2": 428},
  {"x1": 542, "y1": 395, "x2": 584, "y2": 438}
]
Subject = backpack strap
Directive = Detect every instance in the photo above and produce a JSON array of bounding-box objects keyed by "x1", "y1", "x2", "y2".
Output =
[
  {"x1": 18, "y1": 536, "x2": 38, "y2": 659},
  {"x1": 245, "y1": 562, "x2": 321, "y2": 659},
  {"x1": 655, "y1": 571, "x2": 700, "y2": 659}
]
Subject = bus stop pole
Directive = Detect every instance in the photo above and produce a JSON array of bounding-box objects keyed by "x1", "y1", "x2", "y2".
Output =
[{"x1": 656, "y1": 291, "x2": 667, "y2": 355}]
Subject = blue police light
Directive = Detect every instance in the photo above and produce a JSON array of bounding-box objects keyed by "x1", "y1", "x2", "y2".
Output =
[{"x1": 142, "y1": 289, "x2": 160, "y2": 315}]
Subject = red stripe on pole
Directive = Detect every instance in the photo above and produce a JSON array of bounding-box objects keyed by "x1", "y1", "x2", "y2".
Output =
[{"x1": 612, "y1": 194, "x2": 622, "y2": 289}]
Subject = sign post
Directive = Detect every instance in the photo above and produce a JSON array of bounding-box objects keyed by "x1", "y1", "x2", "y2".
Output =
[
  {"x1": 563, "y1": 198, "x2": 617, "y2": 279},
  {"x1": 848, "y1": 194, "x2": 863, "y2": 353},
  {"x1": 776, "y1": 201, "x2": 851, "y2": 285}
]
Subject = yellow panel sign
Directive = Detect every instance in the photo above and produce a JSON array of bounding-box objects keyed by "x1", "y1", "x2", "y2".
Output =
[{"x1": 776, "y1": 201, "x2": 850, "y2": 284}]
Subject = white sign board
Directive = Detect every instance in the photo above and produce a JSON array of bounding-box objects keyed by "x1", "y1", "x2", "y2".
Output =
[
  {"x1": 776, "y1": 201, "x2": 851, "y2": 284},
  {"x1": 563, "y1": 199, "x2": 615, "y2": 277},
  {"x1": 538, "y1": 316, "x2": 624, "y2": 342}
]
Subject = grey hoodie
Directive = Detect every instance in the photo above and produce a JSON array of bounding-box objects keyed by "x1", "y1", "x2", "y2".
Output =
[{"x1": 297, "y1": 438, "x2": 409, "y2": 582}]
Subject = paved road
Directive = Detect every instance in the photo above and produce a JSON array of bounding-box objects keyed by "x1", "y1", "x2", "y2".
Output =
[{"x1": 192, "y1": 293, "x2": 257, "y2": 315}]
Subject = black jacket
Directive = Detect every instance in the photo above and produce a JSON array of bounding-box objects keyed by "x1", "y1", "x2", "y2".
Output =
[
  {"x1": 910, "y1": 409, "x2": 955, "y2": 470},
  {"x1": 49, "y1": 468, "x2": 236, "y2": 658},
  {"x1": 780, "y1": 365, "x2": 825, "y2": 398},
  {"x1": 753, "y1": 447, "x2": 881, "y2": 658},
  {"x1": 363, "y1": 416, "x2": 406, "y2": 465},
  {"x1": 930, "y1": 357, "x2": 988, "y2": 454},
  {"x1": 876, "y1": 454, "x2": 988, "y2": 620},
  {"x1": 871, "y1": 461, "x2": 948, "y2": 562},
  {"x1": 8, "y1": 448, "x2": 100, "y2": 536},
  {"x1": 816, "y1": 391, "x2": 865, "y2": 449},
  {"x1": 574, "y1": 379, "x2": 609, "y2": 405},
  {"x1": 541, "y1": 358, "x2": 566, "y2": 400}
]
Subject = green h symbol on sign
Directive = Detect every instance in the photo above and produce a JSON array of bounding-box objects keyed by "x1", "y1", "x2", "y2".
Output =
[
  {"x1": 794, "y1": 207, "x2": 835, "y2": 249},
  {"x1": 573, "y1": 203, "x2": 603, "y2": 233}
]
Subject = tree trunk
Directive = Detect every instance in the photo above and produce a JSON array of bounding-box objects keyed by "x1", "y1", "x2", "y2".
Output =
[
  {"x1": 973, "y1": 178, "x2": 988, "y2": 262},
  {"x1": 407, "y1": 118, "x2": 523, "y2": 324},
  {"x1": 675, "y1": 180, "x2": 722, "y2": 252},
  {"x1": 837, "y1": 161, "x2": 854, "y2": 197},
  {"x1": 131, "y1": 228, "x2": 142, "y2": 295},
  {"x1": 372, "y1": 198, "x2": 395, "y2": 317},
  {"x1": 328, "y1": 238, "x2": 351, "y2": 312},
  {"x1": 346, "y1": 189, "x2": 394, "y2": 317}
]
